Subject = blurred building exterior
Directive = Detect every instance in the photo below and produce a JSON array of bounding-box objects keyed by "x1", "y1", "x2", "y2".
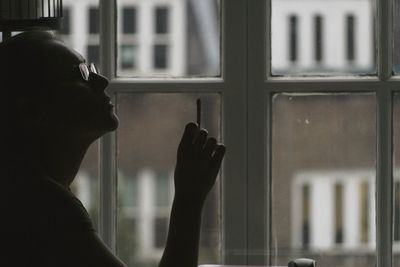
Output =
[
  {"x1": 272, "y1": 0, "x2": 374, "y2": 74},
  {"x1": 56, "y1": 0, "x2": 400, "y2": 267}
]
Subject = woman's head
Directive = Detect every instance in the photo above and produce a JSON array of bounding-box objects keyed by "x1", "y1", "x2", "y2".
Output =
[{"x1": 1, "y1": 31, "x2": 119, "y2": 145}]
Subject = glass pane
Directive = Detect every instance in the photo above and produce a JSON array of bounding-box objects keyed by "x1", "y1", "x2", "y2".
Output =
[
  {"x1": 116, "y1": 94, "x2": 221, "y2": 267},
  {"x1": 55, "y1": 0, "x2": 101, "y2": 68},
  {"x1": 272, "y1": 94, "x2": 376, "y2": 267},
  {"x1": 117, "y1": 0, "x2": 221, "y2": 77},
  {"x1": 394, "y1": 94, "x2": 400, "y2": 265},
  {"x1": 271, "y1": 0, "x2": 375, "y2": 76},
  {"x1": 70, "y1": 142, "x2": 100, "y2": 230}
]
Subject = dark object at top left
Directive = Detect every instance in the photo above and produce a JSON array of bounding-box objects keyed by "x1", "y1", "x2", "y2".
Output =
[{"x1": 0, "y1": 0, "x2": 63, "y2": 31}]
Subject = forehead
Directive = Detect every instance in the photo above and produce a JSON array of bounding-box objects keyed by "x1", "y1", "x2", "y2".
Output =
[{"x1": 38, "y1": 40, "x2": 85, "y2": 77}]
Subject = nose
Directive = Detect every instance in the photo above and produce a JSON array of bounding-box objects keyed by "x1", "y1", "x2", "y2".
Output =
[{"x1": 89, "y1": 73, "x2": 109, "y2": 93}]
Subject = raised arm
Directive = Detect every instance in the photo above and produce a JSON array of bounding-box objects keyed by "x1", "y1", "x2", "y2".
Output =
[{"x1": 159, "y1": 122, "x2": 226, "y2": 267}]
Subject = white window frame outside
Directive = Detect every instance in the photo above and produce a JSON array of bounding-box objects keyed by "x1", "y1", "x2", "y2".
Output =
[
  {"x1": 292, "y1": 170, "x2": 377, "y2": 250},
  {"x1": 97, "y1": 0, "x2": 396, "y2": 266}
]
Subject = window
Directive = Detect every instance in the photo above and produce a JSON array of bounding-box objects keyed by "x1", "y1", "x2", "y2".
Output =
[
  {"x1": 289, "y1": 15, "x2": 298, "y2": 63},
  {"x1": 89, "y1": 7, "x2": 99, "y2": 34},
  {"x1": 359, "y1": 181, "x2": 370, "y2": 244},
  {"x1": 122, "y1": 7, "x2": 137, "y2": 34},
  {"x1": 334, "y1": 183, "x2": 344, "y2": 244},
  {"x1": 394, "y1": 181, "x2": 399, "y2": 242},
  {"x1": 60, "y1": 7, "x2": 71, "y2": 35},
  {"x1": 346, "y1": 14, "x2": 356, "y2": 62},
  {"x1": 272, "y1": 0, "x2": 374, "y2": 75},
  {"x1": 120, "y1": 45, "x2": 137, "y2": 70},
  {"x1": 154, "y1": 217, "x2": 169, "y2": 248},
  {"x1": 114, "y1": 93, "x2": 221, "y2": 266},
  {"x1": 154, "y1": 44, "x2": 168, "y2": 69},
  {"x1": 87, "y1": 45, "x2": 100, "y2": 67},
  {"x1": 155, "y1": 7, "x2": 169, "y2": 34},
  {"x1": 301, "y1": 184, "x2": 310, "y2": 248},
  {"x1": 55, "y1": 0, "x2": 399, "y2": 267},
  {"x1": 314, "y1": 15, "x2": 323, "y2": 63}
]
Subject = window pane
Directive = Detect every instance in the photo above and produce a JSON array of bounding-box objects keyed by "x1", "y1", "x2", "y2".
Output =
[
  {"x1": 116, "y1": 94, "x2": 221, "y2": 267},
  {"x1": 87, "y1": 44, "x2": 100, "y2": 67},
  {"x1": 56, "y1": 0, "x2": 100, "y2": 70},
  {"x1": 60, "y1": 7, "x2": 71, "y2": 34},
  {"x1": 70, "y1": 142, "x2": 100, "y2": 230},
  {"x1": 120, "y1": 45, "x2": 138, "y2": 70},
  {"x1": 272, "y1": 94, "x2": 376, "y2": 267},
  {"x1": 155, "y1": 7, "x2": 169, "y2": 34},
  {"x1": 271, "y1": 0, "x2": 375, "y2": 76},
  {"x1": 89, "y1": 7, "x2": 99, "y2": 34},
  {"x1": 123, "y1": 7, "x2": 137, "y2": 34},
  {"x1": 154, "y1": 44, "x2": 168, "y2": 69},
  {"x1": 117, "y1": 0, "x2": 221, "y2": 77},
  {"x1": 394, "y1": 94, "x2": 400, "y2": 265}
]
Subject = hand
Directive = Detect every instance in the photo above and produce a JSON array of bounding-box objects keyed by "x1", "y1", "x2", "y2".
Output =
[{"x1": 174, "y1": 122, "x2": 226, "y2": 204}]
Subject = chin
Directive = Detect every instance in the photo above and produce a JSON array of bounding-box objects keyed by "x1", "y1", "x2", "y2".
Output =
[
  {"x1": 101, "y1": 113, "x2": 120, "y2": 132},
  {"x1": 85, "y1": 113, "x2": 119, "y2": 137}
]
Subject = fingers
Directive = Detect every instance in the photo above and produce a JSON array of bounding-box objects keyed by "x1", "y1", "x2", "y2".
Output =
[
  {"x1": 193, "y1": 128, "x2": 208, "y2": 150},
  {"x1": 202, "y1": 137, "x2": 217, "y2": 156},
  {"x1": 211, "y1": 145, "x2": 226, "y2": 171},
  {"x1": 178, "y1": 123, "x2": 226, "y2": 171},
  {"x1": 178, "y1": 122, "x2": 198, "y2": 154}
]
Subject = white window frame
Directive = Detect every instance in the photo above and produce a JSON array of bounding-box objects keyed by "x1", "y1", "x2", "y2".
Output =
[{"x1": 97, "y1": 0, "x2": 396, "y2": 266}]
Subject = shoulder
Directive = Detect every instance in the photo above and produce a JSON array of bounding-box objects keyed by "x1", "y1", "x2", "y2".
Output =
[{"x1": 33, "y1": 177, "x2": 96, "y2": 233}]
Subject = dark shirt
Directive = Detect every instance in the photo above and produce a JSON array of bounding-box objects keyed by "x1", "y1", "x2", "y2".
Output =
[{"x1": 1, "y1": 172, "x2": 95, "y2": 266}]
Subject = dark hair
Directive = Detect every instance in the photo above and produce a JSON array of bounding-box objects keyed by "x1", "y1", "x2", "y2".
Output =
[
  {"x1": 0, "y1": 31, "x2": 62, "y2": 151},
  {"x1": 0, "y1": 31, "x2": 59, "y2": 99}
]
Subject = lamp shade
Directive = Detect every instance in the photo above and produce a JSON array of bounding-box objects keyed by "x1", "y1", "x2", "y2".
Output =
[{"x1": 0, "y1": 0, "x2": 62, "y2": 31}]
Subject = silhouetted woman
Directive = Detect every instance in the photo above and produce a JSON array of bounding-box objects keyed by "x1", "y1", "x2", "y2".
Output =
[{"x1": 0, "y1": 31, "x2": 225, "y2": 267}]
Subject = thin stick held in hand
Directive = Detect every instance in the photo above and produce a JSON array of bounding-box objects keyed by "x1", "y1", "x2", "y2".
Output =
[{"x1": 196, "y1": 98, "x2": 201, "y2": 128}]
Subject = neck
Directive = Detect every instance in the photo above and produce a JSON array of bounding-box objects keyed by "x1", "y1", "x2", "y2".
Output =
[
  {"x1": 17, "y1": 134, "x2": 97, "y2": 189},
  {"x1": 43, "y1": 138, "x2": 93, "y2": 188}
]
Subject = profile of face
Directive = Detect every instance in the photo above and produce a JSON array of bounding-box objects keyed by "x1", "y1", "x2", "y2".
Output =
[{"x1": 24, "y1": 38, "x2": 119, "y2": 139}]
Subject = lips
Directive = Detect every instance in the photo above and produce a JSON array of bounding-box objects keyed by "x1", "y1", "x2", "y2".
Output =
[{"x1": 101, "y1": 97, "x2": 114, "y2": 107}]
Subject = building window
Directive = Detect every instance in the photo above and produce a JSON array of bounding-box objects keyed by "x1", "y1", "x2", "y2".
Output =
[
  {"x1": 289, "y1": 15, "x2": 298, "y2": 63},
  {"x1": 314, "y1": 15, "x2": 323, "y2": 63},
  {"x1": 120, "y1": 45, "x2": 137, "y2": 70},
  {"x1": 301, "y1": 184, "x2": 310, "y2": 248},
  {"x1": 155, "y1": 7, "x2": 169, "y2": 34},
  {"x1": 395, "y1": 181, "x2": 400, "y2": 241},
  {"x1": 89, "y1": 7, "x2": 99, "y2": 34},
  {"x1": 87, "y1": 45, "x2": 100, "y2": 67},
  {"x1": 155, "y1": 172, "x2": 171, "y2": 206},
  {"x1": 359, "y1": 181, "x2": 370, "y2": 244},
  {"x1": 346, "y1": 15, "x2": 356, "y2": 62},
  {"x1": 334, "y1": 183, "x2": 344, "y2": 244},
  {"x1": 154, "y1": 44, "x2": 168, "y2": 69},
  {"x1": 154, "y1": 217, "x2": 169, "y2": 249},
  {"x1": 122, "y1": 7, "x2": 137, "y2": 34},
  {"x1": 60, "y1": 7, "x2": 71, "y2": 35}
]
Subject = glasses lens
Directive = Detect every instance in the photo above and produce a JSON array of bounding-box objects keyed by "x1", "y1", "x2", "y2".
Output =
[
  {"x1": 90, "y1": 63, "x2": 99, "y2": 74},
  {"x1": 79, "y1": 63, "x2": 90, "y2": 81}
]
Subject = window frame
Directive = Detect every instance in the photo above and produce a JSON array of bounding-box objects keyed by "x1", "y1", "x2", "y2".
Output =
[
  {"x1": 99, "y1": 0, "x2": 247, "y2": 264},
  {"x1": 96, "y1": 0, "x2": 397, "y2": 266}
]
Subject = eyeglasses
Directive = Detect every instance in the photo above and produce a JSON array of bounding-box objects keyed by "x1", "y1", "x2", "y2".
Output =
[{"x1": 78, "y1": 63, "x2": 99, "y2": 81}]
